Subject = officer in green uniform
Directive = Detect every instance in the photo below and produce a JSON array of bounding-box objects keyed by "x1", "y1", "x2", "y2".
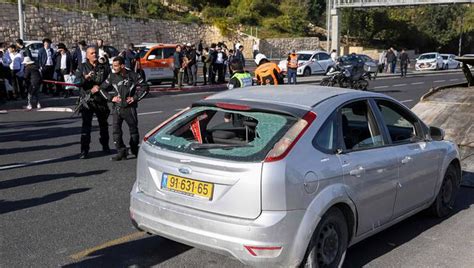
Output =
[{"x1": 227, "y1": 58, "x2": 253, "y2": 90}]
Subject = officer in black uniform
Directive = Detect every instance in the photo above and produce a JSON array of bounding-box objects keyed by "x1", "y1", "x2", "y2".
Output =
[
  {"x1": 99, "y1": 56, "x2": 149, "y2": 161},
  {"x1": 75, "y1": 47, "x2": 111, "y2": 159}
]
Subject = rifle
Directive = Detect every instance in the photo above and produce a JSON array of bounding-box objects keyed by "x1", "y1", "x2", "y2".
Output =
[{"x1": 71, "y1": 92, "x2": 91, "y2": 117}]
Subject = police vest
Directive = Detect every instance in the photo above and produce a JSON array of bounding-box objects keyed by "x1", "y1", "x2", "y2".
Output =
[
  {"x1": 255, "y1": 62, "x2": 282, "y2": 85},
  {"x1": 231, "y1": 72, "x2": 253, "y2": 88},
  {"x1": 288, "y1": 54, "x2": 298, "y2": 69}
]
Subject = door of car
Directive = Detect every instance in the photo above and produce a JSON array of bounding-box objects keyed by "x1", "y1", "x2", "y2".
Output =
[
  {"x1": 310, "y1": 53, "x2": 328, "y2": 74},
  {"x1": 337, "y1": 99, "x2": 399, "y2": 236},
  {"x1": 143, "y1": 47, "x2": 168, "y2": 80},
  {"x1": 316, "y1": 52, "x2": 333, "y2": 73},
  {"x1": 372, "y1": 99, "x2": 441, "y2": 218}
]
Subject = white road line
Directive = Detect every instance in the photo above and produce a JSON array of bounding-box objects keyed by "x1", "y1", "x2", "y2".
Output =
[
  {"x1": 137, "y1": 111, "x2": 163, "y2": 116},
  {"x1": 0, "y1": 158, "x2": 61, "y2": 171},
  {"x1": 373, "y1": 86, "x2": 389, "y2": 89},
  {"x1": 171, "y1": 92, "x2": 213, "y2": 97},
  {"x1": 433, "y1": 80, "x2": 446, "y2": 83},
  {"x1": 411, "y1": 82, "x2": 424, "y2": 85},
  {"x1": 38, "y1": 107, "x2": 74, "y2": 113},
  {"x1": 174, "y1": 108, "x2": 186, "y2": 111},
  {"x1": 449, "y1": 79, "x2": 459, "y2": 81},
  {"x1": 393, "y1": 84, "x2": 407, "y2": 87},
  {"x1": 400, "y1": 99, "x2": 413, "y2": 103}
]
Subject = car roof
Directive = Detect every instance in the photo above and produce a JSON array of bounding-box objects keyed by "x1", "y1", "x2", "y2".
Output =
[
  {"x1": 204, "y1": 85, "x2": 380, "y2": 111},
  {"x1": 420, "y1": 52, "x2": 438, "y2": 55},
  {"x1": 297, "y1": 50, "x2": 326, "y2": 55}
]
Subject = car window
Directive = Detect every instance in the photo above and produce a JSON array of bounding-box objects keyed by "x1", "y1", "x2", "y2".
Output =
[
  {"x1": 298, "y1": 54, "x2": 312, "y2": 61},
  {"x1": 149, "y1": 48, "x2": 163, "y2": 59},
  {"x1": 313, "y1": 113, "x2": 337, "y2": 153},
  {"x1": 163, "y1": 47, "x2": 176, "y2": 58},
  {"x1": 148, "y1": 107, "x2": 298, "y2": 162},
  {"x1": 340, "y1": 100, "x2": 384, "y2": 150},
  {"x1": 419, "y1": 54, "x2": 436, "y2": 60},
  {"x1": 442, "y1": 56, "x2": 448, "y2": 60},
  {"x1": 318, "y1": 53, "x2": 330, "y2": 60},
  {"x1": 375, "y1": 100, "x2": 420, "y2": 144}
]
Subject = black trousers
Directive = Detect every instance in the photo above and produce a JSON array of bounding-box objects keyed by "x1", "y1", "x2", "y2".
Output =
[
  {"x1": 400, "y1": 63, "x2": 408, "y2": 77},
  {"x1": 214, "y1": 64, "x2": 225, "y2": 83},
  {"x1": 41, "y1": 66, "x2": 55, "y2": 93},
  {"x1": 202, "y1": 64, "x2": 207, "y2": 85},
  {"x1": 112, "y1": 107, "x2": 139, "y2": 153},
  {"x1": 81, "y1": 103, "x2": 110, "y2": 152},
  {"x1": 208, "y1": 64, "x2": 215, "y2": 84}
]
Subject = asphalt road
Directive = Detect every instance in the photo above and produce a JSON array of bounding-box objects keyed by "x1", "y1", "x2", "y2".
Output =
[{"x1": 1, "y1": 71, "x2": 473, "y2": 267}]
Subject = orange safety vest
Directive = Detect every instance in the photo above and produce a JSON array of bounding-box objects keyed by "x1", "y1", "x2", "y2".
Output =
[
  {"x1": 255, "y1": 62, "x2": 282, "y2": 85},
  {"x1": 287, "y1": 53, "x2": 298, "y2": 69}
]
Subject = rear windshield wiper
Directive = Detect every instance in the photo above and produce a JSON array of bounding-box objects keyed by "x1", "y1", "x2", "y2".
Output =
[{"x1": 188, "y1": 143, "x2": 253, "y2": 150}]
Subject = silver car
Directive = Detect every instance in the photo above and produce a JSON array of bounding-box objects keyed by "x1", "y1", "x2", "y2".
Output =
[{"x1": 130, "y1": 85, "x2": 461, "y2": 267}]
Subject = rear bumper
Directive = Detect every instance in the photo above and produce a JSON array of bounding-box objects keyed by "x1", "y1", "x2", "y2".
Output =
[{"x1": 130, "y1": 183, "x2": 308, "y2": 266}]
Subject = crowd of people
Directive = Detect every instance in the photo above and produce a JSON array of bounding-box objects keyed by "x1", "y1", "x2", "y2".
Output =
[{"x1": 378, "y1": 47, "x2": 410, "y2": 77}]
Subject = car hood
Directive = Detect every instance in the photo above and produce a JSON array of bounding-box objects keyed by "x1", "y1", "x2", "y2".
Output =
[{"x1": 417, "y1": 58, "x2": 437, "y2": 63}]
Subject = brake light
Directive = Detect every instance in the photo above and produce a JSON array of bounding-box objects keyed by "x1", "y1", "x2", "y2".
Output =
[
  {"x1": 216, "y1": 102, "x2": 251, "y2": 111},
  {"x1": 264, "y1": 111, "x2": 316, "y2": 162},
  {"x1": 143, "y1": 107, "x2": 190, "y2": 142},
  {"x1": 244, "y1": 245, "x2": 282, "y2": 257}
]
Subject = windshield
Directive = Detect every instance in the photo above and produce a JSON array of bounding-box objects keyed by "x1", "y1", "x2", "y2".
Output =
[
  {"x1": 298, "y1": 54, "x2": 312, "y2": 61},
  {"x1": 138, "y1": 48, "x2": 149, "y2": 58},
  {"x1": 419, "y1": 54, "x2": 436, "y2": 60},
  {"x1": 148, "y1": 107, "x2": 297, "y2": 162},
  {"x1": 441, "y1": 55, "x2": 448, "y2": 60}
]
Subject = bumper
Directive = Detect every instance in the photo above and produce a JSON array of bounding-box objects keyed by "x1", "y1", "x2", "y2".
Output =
[
  {"x1": 130, "y1": 183, "x2": 308, "y2": 266},
  {"x1": 415, "y1": 64, "x2": 437, "y2": 71}
]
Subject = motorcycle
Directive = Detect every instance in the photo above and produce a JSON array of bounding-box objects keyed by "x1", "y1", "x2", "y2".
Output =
[{"x1": 321, "y1": 64, "x2": 369, "y2": 90}]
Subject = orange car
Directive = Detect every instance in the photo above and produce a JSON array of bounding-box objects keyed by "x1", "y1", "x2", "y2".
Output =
[{"x1": 137, "y1": 43, "x2": 177, "y2": 84}]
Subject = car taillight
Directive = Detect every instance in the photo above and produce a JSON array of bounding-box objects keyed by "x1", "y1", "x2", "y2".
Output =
[
  {"x1": 244, "y1": 245, "x2": 282, "y2": 257},
  {"x1": 216, "y1": 102, "x2": 251, "y2": 111},
  {"x1": 143, "y1": 107, "x2": 190, "y2": 142},
  {"x1": 264, "y1": 111, "x2": 316, "y2": 162}
]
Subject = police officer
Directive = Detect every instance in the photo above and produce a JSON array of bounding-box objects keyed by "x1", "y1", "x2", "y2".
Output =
[
  {"x1": 227, "y1": 58, "x2": 252, "y2": 90},
  {"x1": 254, "y1": 53, "x2": 284, "y2": 85},
  {"x1": 99, "y1": 56, "x2": 149, "y2": 161},
  {"x1": 75, "y1": 47, "x2": 111, "y2": 159},
  {"x1": 286, "y1": 50, "x2": 298, "y2": 84}
]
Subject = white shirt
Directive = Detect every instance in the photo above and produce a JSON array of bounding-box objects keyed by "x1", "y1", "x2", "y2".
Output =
[
  {"x1": 60, "y1": 53, "x2": 67, "y2": 70},
  {"x1": 216, "y1": 52, "x2": 224, "y2": 64},
  {"x1": 81, "y1": 50, "x2": 86, "y2": 63},
  {"x1": 9, "y1": 52, "x2": 23, "y2": 71},
  {"x1": 330, "y1": 52, "x2": 337, "y2": 62},
  {"x1": 46, "y1": 48, "x2": 53, "y2": 66},
  {"x1": 253, "y1": 43, "x2": 259, "y2": 51}
]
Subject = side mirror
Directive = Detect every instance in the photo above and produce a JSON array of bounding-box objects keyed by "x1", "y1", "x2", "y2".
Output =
[
  {"x1": 429, "y1": 126, "x2": 445, "y2": 141},
  {"x1": 147, "y1": 54, "x2": 156, "y2": 60}
]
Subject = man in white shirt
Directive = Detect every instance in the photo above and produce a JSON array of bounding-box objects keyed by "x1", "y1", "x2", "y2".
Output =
[
  {"x1": 38, "y1": 38, "x2": 55, "y2": 94},
  {"x1": 2, "y1": 45, "x2": 24, "y2": 99}
]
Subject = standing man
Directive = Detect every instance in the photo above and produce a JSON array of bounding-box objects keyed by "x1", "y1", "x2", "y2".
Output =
[
  {"x1": 254, "y1": 53, "x2": 283, "y2": 85},
  {"x1": 235, "y1": 45, "x2": 245, "y2": 68},
  {"x1": 72, "y1": 40, "x2": 87, "y2": 73},
  {"x1": 99, "y1": 56, "x2": 149, "y2": 161},
  {"x1": 38, "y1": 38, "x2": 55, "y2": 94},
  {"x1": 207, "y1": 43, "x2": 217, "y2": 84},
  {"x1": 16, "y1": 39, "x2": 32, "y2": 59},
  {"x1": 330, "y1": 49, "x2": 338, "y2": 62},
  {"x1": 286, "y1": 50, "x2": 298, "y2": 84},
  {"x1": 252, "y1": 40, "x2": 259, "y2": 59},
  {"x1": 386, "y1": 47, "x2": 397, "y2": 74},
  {"x1": 399, "y1": 49, "x2": 410, "y2": 78},
  {"x1": 227, "y1": 58, "x2": 252, "y2": 90},
  {"x1": 54, "y1": 43, "x2": 73, "y2": 97},
  {"x1": 202, "y1": 47, "x2": 209, "y2": 85},
  {"x1": 2, "y1": 45, "x2": 24, "y2": 100},
  {"x1": 214, "y1": 46, "x2": 227, "y2": 83},
  {"x1": 172, "y1": 45, "x2": 183, "y2": 89},
  {"x1": 186, "y1": 44, "x2": 197, "y2": 86},
  {"x1": 75, "y1": 47, "x2": 111, "y2": 159},
  {"x1": 122, "y1": 43, "x2": 136, "y2": 70}
]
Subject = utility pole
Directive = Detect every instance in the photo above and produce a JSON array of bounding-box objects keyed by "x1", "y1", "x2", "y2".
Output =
[
  {"x1": 326, "y1": 0, "x2": 331, "y2": 52},
  {"x1": 18, "y1": 0, "x2": 24, "y2": 40},
  {"x1": 458, "y1": 16, "x2": 463, "y2": 56}
]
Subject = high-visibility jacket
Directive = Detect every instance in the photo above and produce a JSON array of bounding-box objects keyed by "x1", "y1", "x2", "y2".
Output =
[
  {"x1": 287, "y1": 53, "x2": 298, "y2": 69},
  {"x1": 231, "y1": 72, "x2": 253, "y2": 88},
  {"x1": 255, "y1": 62, "x2": 283, "y2": 85}
]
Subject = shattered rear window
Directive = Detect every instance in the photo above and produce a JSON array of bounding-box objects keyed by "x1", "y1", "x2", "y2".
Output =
[{"x1": 147, "y1": 107, "x2": 297, "y2": 162}]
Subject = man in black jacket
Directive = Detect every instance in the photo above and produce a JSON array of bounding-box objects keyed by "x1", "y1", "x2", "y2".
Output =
[
  {"x1": 75, "y1": 47, "x2": 111, "y2": 159},
  {"x1": 37, "y1": 38, "x2": 55, "y2": 94},
  {"x1": 54, "y1": 43, "x2": 73, "y2": 97},
  {"x1": 186, "y1": 44, "x2": 197, "y2": 86},
  {"x1": 99, "y1": 56, "x2": 149, "y2": 161}
]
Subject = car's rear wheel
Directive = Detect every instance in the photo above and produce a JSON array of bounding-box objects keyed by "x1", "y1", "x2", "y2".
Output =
[
  {"x1": 430, "y1": 165, "x2": 460, "y2": 218},
  {"x1": 304, "y1": 68, "x2": 312, "y2": 77},
  {"x1": 301, "y1": 207, "x2": 348, "y2": 268}
]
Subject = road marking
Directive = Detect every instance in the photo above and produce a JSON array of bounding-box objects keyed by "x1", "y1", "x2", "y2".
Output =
[
  {"x1": 393, "y1": 84, "x2": 407, "y2": 87},
  {"x1": 373, "y1": 86, "x2": 389, "y2": 89},
  {"x1": 38, "y1": 107, "x2": 74, "y2": 113},
  {"x1": 449, "y1": 79, "x2": 459, "y2": 81},
  {"x1": 411, "y1": 82, "x2": 424, "y2": 85},
  {"x1": 175, "y1": 108, "x2": 186, "y2": 111},
  {"x1": 400, "y1": 99, "x2": 413, "y2": 103},
  {"x1": 138, "y1": 111, "x2": 163, "y2": 116},
  {"x1": 0, "y1": 158, "x2": 61, "y2": 171},
  {"x1": 69, "y1": 231, "x2": 146, "y2": 260},
  {"x1": 433, "y1": 80, "x2": 446, "y2": 83},
  {"x1": 171, "y1": 91, "x2": 213, "y2": 97}
]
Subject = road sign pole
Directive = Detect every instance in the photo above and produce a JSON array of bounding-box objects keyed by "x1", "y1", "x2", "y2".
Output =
[{"x1": 18, "y1": 0, "x2": 24, "y2": 40}]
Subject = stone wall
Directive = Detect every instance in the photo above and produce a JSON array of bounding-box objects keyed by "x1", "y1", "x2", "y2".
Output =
[
  {"x1": 0, "y1": 2, "x2": 223, "y2": 50},
  {"x1": 259, "y1": 37, "x2": 321, "y2": 59}
]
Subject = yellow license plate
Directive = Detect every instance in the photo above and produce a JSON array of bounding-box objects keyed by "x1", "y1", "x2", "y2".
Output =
[{"x1": 161, "y1": 173, "x2": 214, "y2": 200}]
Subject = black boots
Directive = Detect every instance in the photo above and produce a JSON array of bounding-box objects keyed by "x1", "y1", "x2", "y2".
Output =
[
  {"x1": 111, "y1": 149, "x2": 127, "y2": 161},
  {"x1": 79, "y1": 150, "x2": 89, "y2": 159}
]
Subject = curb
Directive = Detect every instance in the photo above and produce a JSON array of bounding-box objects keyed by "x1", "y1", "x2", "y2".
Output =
[{"x1": 419, "y1": 82, "x2": 468, "y2": 102}]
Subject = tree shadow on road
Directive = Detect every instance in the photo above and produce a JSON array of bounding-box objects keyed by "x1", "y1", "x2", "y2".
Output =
[
  {"x1": 343, "y1": 186, "x2": 474, "y2": 267},
  {"x1": 0, "y1": 117, "x2": 77, "y2": 131},
  {"x1": 0, "y1": 188, "x2": 90, "y2": 214},
  {"x1": 63, "y1": 235, "x2": 191, "y2": 268},
  {"x1": 0, "y1": 170, "x2": 107, "y2": 190}
]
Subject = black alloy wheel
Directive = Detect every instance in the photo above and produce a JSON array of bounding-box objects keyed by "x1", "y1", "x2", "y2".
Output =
[
  {"x1": 304, "y1": 68, "x2": 312, "y2": 77},
  {"x1": 430, "y1": 165, "x2": 460, "y2": 218}
]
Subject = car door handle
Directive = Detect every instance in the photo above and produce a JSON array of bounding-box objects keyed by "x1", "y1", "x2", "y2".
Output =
[
  {"x1": 401, "y1": 156, "x2": 412, "y2": 164},
  {"x1": 349, "y1": 166, "x2": 365, "y2": 177}
]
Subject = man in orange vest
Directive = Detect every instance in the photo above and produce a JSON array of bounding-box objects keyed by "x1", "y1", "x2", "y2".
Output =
[
  {"x1": 286, "y1": 50, "x2": 298, "y2": 84},
  {"x1": 254, "y1": 53, "x2": 283, "y2": 85}
]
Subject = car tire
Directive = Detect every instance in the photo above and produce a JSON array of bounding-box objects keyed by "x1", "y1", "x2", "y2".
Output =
[
  {"x1": 430, "y1": 165, "x2": 460, "y2": 218},
  {"x1": 304, "y1": 68, "x2": 311, "y2": 77},
  {"x1": 300, "y1": 207, "x2": 348, "y2": 268}
]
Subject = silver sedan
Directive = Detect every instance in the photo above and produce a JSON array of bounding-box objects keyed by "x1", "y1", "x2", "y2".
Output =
[{"x1": 130, "y1": 85, "x2": 461, "y2": 267}]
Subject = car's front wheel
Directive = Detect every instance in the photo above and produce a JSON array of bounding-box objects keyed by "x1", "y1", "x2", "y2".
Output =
[
  {"x1": 301, "y1": 207, "x2": 348, "y2": 268},
  {"x1": 430, "y1": 165, "x2": 460, "y2": 218},
  {"x1": 304, "y1": 67, "x2": 312, "y2": 77}
]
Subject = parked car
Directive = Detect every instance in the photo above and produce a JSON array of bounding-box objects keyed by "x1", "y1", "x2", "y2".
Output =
[
  {"x1": 338, "y1": 53, "x2": 378, "y2": 77},
  {"x1": 441, "y1": 54, "x2": 460, "y2": 69},
  {"x1": 460, "y1": 54, "x2": 474, "y2": 69},
  {"x1": 130, "y1": 85, "x2": 461, "y2": 267},
  {"x1": 24, "y1": 40, "x2": 44, "y2": 61},
  {"x1": 136, "y1": 43, "x2": 176, "y2": 84},
  {"x1": 278, "y1": 50, "x2": 335, "y2": 76},
  {"x1": 415, "y1": 52, "x2": 444, "y2": 71}
]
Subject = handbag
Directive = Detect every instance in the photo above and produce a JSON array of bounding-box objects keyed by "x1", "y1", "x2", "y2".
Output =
[{"x1": 64, "y1": 74, "x2": 79, "y2": 90}]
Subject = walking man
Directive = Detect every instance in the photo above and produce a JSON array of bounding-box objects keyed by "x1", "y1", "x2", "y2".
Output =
[
  {"x1": 399, "y1": 49, "x2": 410, "y2": 77},
  {"x1": 99, "y1": 56, "x2": 149, "y2": 161},
  {"x1": 75, "y1": 47, "x2": 111, "y2": 159}
]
